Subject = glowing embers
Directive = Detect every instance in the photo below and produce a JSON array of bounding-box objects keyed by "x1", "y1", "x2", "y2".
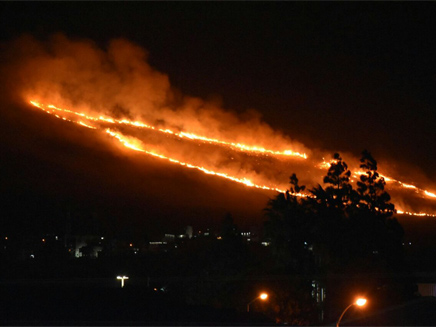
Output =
[
  {"x1": 425, "y1": 191, "x2": 436, "y2": 198},
  {"x1": 27, "y1": 100, "x2": 436, "y2": 216},
  {"x1": 30, "y1": 100, "x2": 296, "y2": 194},
  {"x1": 321, "y1": 162, "x2": 435, "y2": 201},
  {"x1": 396, "y1": 210, "x2": 436, "y2": 218},
  {"x1": 105, "y1": 128, "x2": 289, "y2": 194},
  {"x1": 29, "y1": 101, "x2": 307, "y2": 159}
]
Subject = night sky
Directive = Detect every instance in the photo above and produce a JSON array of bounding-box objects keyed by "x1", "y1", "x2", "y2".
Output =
[{"x1": 1, "y1": 3, "x2": 435, "y2": 236}]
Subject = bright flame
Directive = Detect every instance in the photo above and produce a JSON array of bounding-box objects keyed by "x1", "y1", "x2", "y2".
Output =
[
  {"x1": 27, "y1": 100, "x2": 436, "y2": 217},
  {"x1": 29, "y1": 101, "x2": 307, "y2": 159},
  {"x1": 259, "y1": 293, "x2": 268, "y2": 300},
  {"x1": 106, "y1": 129, "x2": 290, "y2": 194},
  {"x1": 351, "y1": 171, "x2": 434, "y2": 201},
  {"x1": 425, "y1": 191, "x2": 436, "y2": 198}
]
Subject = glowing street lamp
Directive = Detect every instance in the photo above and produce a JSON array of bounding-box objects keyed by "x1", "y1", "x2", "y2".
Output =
[
  {"x1": 247, "y1": 292, "x2": 268, "y2": 312},
  {"x1": 117, "y1": 275, "x2": 129, "y2": 288},
  {"x1": 336, "y1": 298, "x2": 367, "y2": 327}
]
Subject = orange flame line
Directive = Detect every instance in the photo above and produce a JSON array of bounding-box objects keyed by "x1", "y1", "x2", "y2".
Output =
[
  {"x1": 28, "y1": 100, "x2": 436, "y2": 217},
  {"x1": 105, "y1": 128, "x2": 293, "y2": 194},
  {"x1": 30, "y1": 101, "x2": 307, "y2": 159},
  {"x1": 318, "y1": 158, "x2": 435, "y2": 201}
]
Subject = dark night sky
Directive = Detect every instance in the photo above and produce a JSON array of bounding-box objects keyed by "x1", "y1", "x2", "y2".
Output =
[{"x1": 1, "y1": 3, "x2": 435, "y2": 235}]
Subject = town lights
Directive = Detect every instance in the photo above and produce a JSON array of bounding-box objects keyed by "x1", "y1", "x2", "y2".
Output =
[
  {"x1": 247, "y1": 292, "x2": 268, "y2": 312},
  {"x1": 337, "y1": 298, "x2": 367, "y2": 327},
  {"x1": 116, "y1": 275, "x2": 129, "y2": 288}
]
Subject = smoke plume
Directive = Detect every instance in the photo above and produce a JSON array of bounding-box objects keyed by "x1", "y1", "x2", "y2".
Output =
[{"x1": 1, "y1": 33, "x2": 435, "y2": 216}]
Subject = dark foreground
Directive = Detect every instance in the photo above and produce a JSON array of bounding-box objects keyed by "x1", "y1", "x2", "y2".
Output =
[{"x1": 0, "y1": 279, "x2": 273, "y2": 326}]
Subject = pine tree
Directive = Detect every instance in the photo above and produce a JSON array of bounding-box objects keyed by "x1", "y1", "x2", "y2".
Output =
[
  {"x1": 322, "y1": 153, "x2": 356, "y2": 212},
  {"x1": 357, "y1": 149, "x2": 395, "y2": 217}
]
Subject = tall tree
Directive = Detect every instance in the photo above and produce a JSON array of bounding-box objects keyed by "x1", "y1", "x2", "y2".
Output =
[
  {"x1": 357, "y1": 149, "x2": 395, "y2": 217},
  {"x1": 264, "y1": 174, "x2": 312, "y2": 271},
  {"x1": 321, "y1": 153, "x2": 357, "y2": 213},
  {"x1": 355, "y1": 150, "x2": 403, "y2": 267},
  {"x1": 263, "y1": 151, "x2": 409, "y2": 324}
]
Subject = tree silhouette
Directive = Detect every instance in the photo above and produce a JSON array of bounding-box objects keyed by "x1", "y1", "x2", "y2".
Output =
[
  {"x1": 357, "y1": 149, "x2": 395, "y2": 217},
  {"x1": 264, "y1": 174, "x2": 313, "y2": 271},
  {"x1": 322, "y1": 153, "x2": 357, "y2": 212},
  {"x1": 264, "y1": 151, "x2": 404, "y2": 269},
  {"x1": 262, "y1": 151, "x2": 411, "y2": 323},
  {"x1": 355, "y1": 150, "x2": 403, "y2": 268}
]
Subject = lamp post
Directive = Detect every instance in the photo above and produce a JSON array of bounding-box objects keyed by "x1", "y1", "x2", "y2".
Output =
[
  {"x1": 247, "y1": 292, "x2": 268, "y2": 312},
  {"x1": 336, "y1": 298, "x2": 367, "y2": 327},
  {"x1": 117, "y1": 275, "x2": 129, "y2": 288}
]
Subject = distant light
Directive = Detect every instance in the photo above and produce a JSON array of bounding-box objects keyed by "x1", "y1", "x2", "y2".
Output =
[
  {"x1": 356, "y1": 298, "x2": 367, "y2": 306},
  {"x1": 55, "y1": 236, "x2": 58, "y2": 240},
  {"x1": 5, "y1": 237, "x2": 8, "y2": 240},
  {"x1": 217, "y1": 236, "x2": 222, "y2": 240},
  {"x1": 30, "y1": 254, "x2": 35, "y2": 259},
  {"x1": 101, "y1": 237, "x2": 104, "y2": 240},
  {"x1": 42, "y1": 238, "x2": 45, "y2": 243},
  {"x1": 247, "y1": 292, "x2": 269, "y2": 312},
  {"x1": 129, "y1": 243, "x2": 133, "y2": 247},
  {"x1": 338, "y1": 298, "x2": 368, "y2": 326},
  {"x1": 116, "y1": 276, "x2": 129, "y2": 288}
]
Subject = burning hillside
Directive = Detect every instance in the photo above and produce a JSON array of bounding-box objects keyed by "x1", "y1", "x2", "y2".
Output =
[{"x1": 2, "y1": 34, "x2": 436, "y2": 217}]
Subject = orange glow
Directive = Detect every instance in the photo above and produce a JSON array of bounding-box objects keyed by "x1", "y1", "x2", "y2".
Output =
[
  {"x1": 425, "y1": 191, "x2": 436, "y2": 198},
  {"x1": 400, "y1": 182, "x2": 418, "y2": 189},
  {"x1": 352, "y1": 171, "x2": 435, "y2": 201},
  {"x1": 29, "y1": 101, "x2": 307, "y2": 159},
  {"x1": 396, "y1": 209, "x2": 436, "y2": 218},
  {"x1": 355, "y1": 298, "x2": 367, "y2": 306},
  {"x1": 106, "y1": 128, "x2": 291, "y2": 194},
  {"x1": 259, "y1": 293, "x2": 268, "y2": 300},
  {"x1": 27, "y1": 100, "x2": 436, "y2": 217}
]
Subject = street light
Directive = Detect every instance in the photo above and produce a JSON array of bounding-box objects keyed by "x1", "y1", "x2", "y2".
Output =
[
  {"x1": 247, "y1": 292, "x2": 268, "y2": 312},
  {"x1": 336, "y1": 298, "x2": 367, "y2": 327},
  {"x1": 117, "y1": 275, "x2": 129, "y2": 288}
]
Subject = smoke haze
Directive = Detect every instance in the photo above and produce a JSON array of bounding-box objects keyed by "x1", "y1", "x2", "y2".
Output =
[{"x1": 1, "y1": 33, "x2": 435, "y2": 217}]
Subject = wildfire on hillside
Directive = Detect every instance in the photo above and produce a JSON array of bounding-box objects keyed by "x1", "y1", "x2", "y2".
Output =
[
  {"x1": 2, "y1": 33, "x2": 435, "y2": 217},
  {"x1": 28, "y1": 100, "x2": 436, "y2": 218}
]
